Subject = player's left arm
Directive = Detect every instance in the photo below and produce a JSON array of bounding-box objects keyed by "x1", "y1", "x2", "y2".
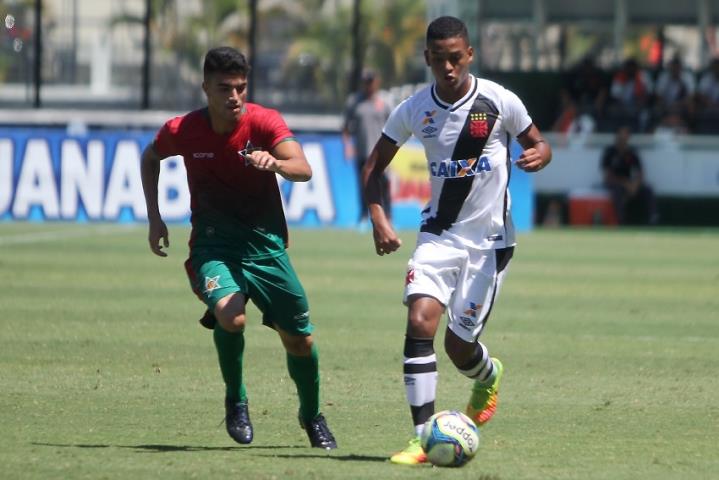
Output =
[
  {"x1": 515, "y1": 124, "x2": 552, "y2": 172},
  {"x1": 246, "y1": 139, "x2": 312, "y2": 182}
]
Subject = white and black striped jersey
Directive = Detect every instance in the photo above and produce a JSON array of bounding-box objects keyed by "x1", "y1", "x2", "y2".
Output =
[{"x1": 383, "y1": 75, "x2": 532, "y2": 250}]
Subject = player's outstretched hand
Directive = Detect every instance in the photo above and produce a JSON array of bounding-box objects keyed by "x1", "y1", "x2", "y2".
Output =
[
  {"x1": 515, "y1": 147, "x2": 548, "y2": 172},
  {"x1": 372, "y1": 222, "x2": 402, "y2": 256},
  {"x1": 148, "y1": 218, "x2": 170, "y2": 257}
]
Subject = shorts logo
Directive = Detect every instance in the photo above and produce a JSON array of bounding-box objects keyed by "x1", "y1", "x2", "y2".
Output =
[
  {"x1": 405, "y1": 269, "x2": 415, "y2": 286},
  {"x1": 457, "y1": 317, "x2": 474, "y2": 330},
  {"x1": 193, "y1": 152, "x2": 214, "y2": 159},
  {"x1": 204, "y1": 275, "x2": 221, "y2": 294},
  {"x1": 293, "y1": 311, "x2": 309, "y2": 320},
  {"x1": 469, "y1": 112, "x2": 489, "y2": 138},
  {"x1": 464, "y1": 302, "x2": 482, "y2": 318},
  {"x1": 458, "y1": 301, "x2": 482, "y2": 330}
]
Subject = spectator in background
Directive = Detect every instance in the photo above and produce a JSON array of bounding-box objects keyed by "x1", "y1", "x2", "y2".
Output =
[
  {"x1": 566, "y1": 56, "x2": 609, "y2": 119},
  {"x1": 601, "y1": 126, "x2": 658, "y2": 225},
  {"x1": 343, "y1": 69, "x2": 393, "y2": 228},
  {"x1": 551, "y1": 88, "x2": 579, "y2": 134},
  {"x1": 695, "y1": 58, "x2": 719, "y2": 134},
  {"x1": 608, "y1": 58, "x2": 654, "y2": 131},
  {"x1": 653, "y1": 55, "x2": 695, "y2": 133},
  {"x1": 553, "y1": 57, "x2": 608, "y2": 134}
]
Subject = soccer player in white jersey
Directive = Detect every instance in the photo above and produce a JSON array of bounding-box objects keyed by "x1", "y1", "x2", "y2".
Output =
[{"x1": 363, "y1": 16, "x2": 552, "y2": 465}]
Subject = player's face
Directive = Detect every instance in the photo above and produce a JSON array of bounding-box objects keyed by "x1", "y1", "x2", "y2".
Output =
[
  {"x1": 203, "y1": 73, "x2": 248, "y2": 123},
  {"x1": 425, "y1": 36, "x2": 474, "y2": 96}
]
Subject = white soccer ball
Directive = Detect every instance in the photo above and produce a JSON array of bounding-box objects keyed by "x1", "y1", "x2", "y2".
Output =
[{"x1": 420, "y1": 410, "x2": 480, "y2": 467}]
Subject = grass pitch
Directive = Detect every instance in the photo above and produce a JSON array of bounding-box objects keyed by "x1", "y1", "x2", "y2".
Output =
[{"x1": 0, "y1": 223, "x2": 717, "y2": 479}]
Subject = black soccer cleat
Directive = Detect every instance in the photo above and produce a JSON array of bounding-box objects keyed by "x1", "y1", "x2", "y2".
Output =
[
  {"x1": 199, "y1": 310, "x2": 216, "y2": 330},
  {"x1": 225, "y1": 398, "x2": 253, "y2": 444},
  {"x1": 299, "y1": 412, "x2": 337, "y2": 449}
]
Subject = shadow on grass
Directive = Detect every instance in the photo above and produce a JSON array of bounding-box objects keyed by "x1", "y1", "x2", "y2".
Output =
[
  {"x1": 32, "y1": 442, "x2": 299, "y2": 452},
  {"x1": 254, "y1": 453, "x2": 387, "y2": 462},
  {"x1": 31, "y1": 442, "x2": 387, "y2": 462}
]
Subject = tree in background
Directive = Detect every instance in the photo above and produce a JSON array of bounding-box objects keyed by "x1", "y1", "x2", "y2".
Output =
[{"x1": 282, "y1": 0, "x2": 426, "y2": 111}]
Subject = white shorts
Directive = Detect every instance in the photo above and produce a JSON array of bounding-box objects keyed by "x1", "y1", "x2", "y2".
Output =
[{"x1": 403, "y1": 232, "x2": 514, "y2": 342}]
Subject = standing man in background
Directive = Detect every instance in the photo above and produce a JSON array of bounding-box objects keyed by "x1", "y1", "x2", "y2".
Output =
[
  {"x1": 343, "y1": 68, "x2": 394, "y2": 229},
  {"x1": 140, "y1": 46, "x2": 336, "y2": 450},
  {"x1": 363, "y1": 16, "x2": 551, "y2": 464}
]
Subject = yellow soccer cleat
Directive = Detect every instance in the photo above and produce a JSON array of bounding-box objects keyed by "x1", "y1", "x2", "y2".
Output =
[
  {"x1": 390, "y1": 437, "x2": 427, "y2": 465},
  {"x1": 466, "y1": 357, "x2": 504, "y2": 426}
]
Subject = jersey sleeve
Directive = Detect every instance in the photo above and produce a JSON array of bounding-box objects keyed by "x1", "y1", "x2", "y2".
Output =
[
  {"x1": 382, "y1": 98, "x2": 413, "y2": 146},
  {"x1": 501, "y1": 87, "x2": 533, "y2": 137},
  {"x1": 260, "y1": 109, "x2": 295, "y2": 149},
  {"x1": 152, "y1": 117, "x2": 182, "y2": 158}
]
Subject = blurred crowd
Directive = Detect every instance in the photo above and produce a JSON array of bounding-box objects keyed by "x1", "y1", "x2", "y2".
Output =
[{"x1": 552, "y1": 56, "x2": 719, "y2": 135}]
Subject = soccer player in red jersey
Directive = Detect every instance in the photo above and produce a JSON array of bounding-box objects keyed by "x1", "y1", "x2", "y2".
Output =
[{"x1": 140, "y1": 46, "x2": 336, "y2": 449}]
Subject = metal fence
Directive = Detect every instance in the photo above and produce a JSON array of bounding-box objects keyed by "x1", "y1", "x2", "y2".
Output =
[{"x1": 1, "y1": 0, "x2": 717, "y2": 118}]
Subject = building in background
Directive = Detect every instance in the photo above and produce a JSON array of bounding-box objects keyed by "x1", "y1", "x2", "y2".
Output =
[{"x1": 1, "y1": 0, "x2": 718, "y2": 125}]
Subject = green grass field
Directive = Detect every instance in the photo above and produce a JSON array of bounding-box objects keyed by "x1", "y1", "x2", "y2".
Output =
[{"x1": 1, "y1": 224, "x2": 717, "y2": 479}]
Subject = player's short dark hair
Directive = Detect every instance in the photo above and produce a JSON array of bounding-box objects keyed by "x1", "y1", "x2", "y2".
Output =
[
  {"x1": 426, "y1": 16, "x2": 469, "y2": 45},
  {"x1": 203, "y1": 47, "x2": 250, "y2": 77}
]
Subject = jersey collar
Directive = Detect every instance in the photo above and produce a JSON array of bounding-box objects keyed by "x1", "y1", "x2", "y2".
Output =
[{"x1": 430, "y1": 75, "x2": 477, "y2": 112}]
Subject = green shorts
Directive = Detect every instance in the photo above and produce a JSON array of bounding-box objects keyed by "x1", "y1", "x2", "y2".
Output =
[{"x1": 184, "y1": 248, "x2": 312, "y2": 336}]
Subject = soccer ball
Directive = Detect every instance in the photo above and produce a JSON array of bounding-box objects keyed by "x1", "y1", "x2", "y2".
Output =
[{"x1": 420, "y1": 410, "x2": 480, "y2": 467}]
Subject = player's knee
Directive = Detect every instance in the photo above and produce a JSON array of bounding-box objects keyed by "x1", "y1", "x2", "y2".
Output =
[
  {"x1": 407, "y1": 311, "x2": 437, "y2": 337},
  {"x1": 214, "y1": 293, "x2": 246, "y2": 332},
  {"x1": 216, "y1": 311, "x2": 246, "y2": 332},
  {"x1": 282, "y1": 333, "x2": 313, "y2": 356},
  {"x1": 406, "y1": 295, "x2": 442, "y2": 337}
]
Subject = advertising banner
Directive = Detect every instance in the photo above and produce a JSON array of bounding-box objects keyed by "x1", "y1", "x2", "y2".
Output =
[{"x1": 0, "y1": 128, "x2": 533, "y2": 231}]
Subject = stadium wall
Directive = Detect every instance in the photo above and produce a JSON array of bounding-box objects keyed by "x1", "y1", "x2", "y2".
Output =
[{"x1": 534, "y1": 133, "x2": 719, "y2": 226}]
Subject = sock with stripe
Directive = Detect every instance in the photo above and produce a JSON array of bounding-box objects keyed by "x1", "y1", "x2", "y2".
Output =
[
  {"x1": 457, "y1": 341, "x2": 496, "y2": 386},
  {"x1": 403, "y1": 336, "x2": 438, "y2": 437}
]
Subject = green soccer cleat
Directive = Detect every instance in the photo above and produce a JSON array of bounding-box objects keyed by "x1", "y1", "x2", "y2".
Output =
[
  {"x1": 466, "y1": 357, "x2": 504, "y2": 426},
  {"x1": 390, "y1": 437, "x2": 427, "y2": 465}
]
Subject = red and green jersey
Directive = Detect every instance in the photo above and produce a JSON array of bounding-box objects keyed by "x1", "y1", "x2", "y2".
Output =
[{"x1": 153, "y1": 104, "x2": 295, "y2": 259}]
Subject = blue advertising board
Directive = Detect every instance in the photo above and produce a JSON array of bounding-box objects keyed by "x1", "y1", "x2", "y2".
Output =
[{"x1": 0, "y1": 127, "x2": 533, "y2": 231}]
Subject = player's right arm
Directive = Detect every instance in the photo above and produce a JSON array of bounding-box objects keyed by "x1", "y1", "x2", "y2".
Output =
[
  {"x1": 140, "y1": 143, "x2": 169, "y2": 257},
  {"x1": 363, "y1": 135, "x2": 402, "y2": 256}
]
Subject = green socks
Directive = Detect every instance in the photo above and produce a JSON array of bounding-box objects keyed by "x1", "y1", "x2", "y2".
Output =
[
  {"x1": 213, "y1": 325, "x2": 247, "y2": 403},
  {"x1": 287, "y1": 344, "x2": 320, "y2": 424},
  {"x1": 214, "y1": 326, "x2": 320, "y2": 420}
]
